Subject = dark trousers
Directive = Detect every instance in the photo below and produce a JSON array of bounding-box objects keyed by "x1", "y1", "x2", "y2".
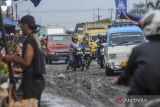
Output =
[{"x1": 21, "y1": 72, "x2": 45, "y2": 107}]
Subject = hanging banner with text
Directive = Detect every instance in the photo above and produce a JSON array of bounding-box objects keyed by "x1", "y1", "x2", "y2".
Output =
[{"x1": 115, "y1": 0, "x2": 127, "y2": 18}]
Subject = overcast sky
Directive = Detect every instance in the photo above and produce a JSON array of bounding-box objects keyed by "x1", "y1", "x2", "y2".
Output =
[{"x1": 14, "y1": 0, "x2": 147, "y2": 28}]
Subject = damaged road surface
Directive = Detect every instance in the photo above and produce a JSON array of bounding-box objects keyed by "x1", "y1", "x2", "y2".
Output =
[{"x1": 41, "y1": 62, "x2": 128, "y2": 107}]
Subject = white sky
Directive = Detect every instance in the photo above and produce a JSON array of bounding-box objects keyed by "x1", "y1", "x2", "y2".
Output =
[{"x1": 13, "y1": 0, "x2": 148, "y2": 28}]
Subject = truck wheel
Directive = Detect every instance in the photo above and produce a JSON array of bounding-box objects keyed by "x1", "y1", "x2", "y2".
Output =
[
  {"x1": 101, "y1": 64, "x2": 104, "y2": 68},
  {"x1": 48, "y1": 59, "x2": 52, "y2": 64},
  {"x1": 65, "y1": 58, "x2": 69, "y2": 64},
  {"x1": 66, "y1": 64, "x2": 70, "y2": 71},
  {"x1": 44, "y1": 57, "x2": 48, "y2": 64},
  {"x1": 105, "y1": 66, "x2": 113, "y2": 76},
  {"x1": 100, "y1": 56, "x2": 105, "y2": 68}
]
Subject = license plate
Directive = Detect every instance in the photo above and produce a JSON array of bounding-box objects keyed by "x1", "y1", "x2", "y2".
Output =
[{"x1": 120, "y1": 61, "x2": 128, "y2": 67}]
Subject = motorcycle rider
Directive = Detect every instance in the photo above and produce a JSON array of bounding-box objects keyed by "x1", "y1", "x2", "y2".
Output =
[
  {"x1": 95, "y1": 34, "x2": 105, "y2": 60},
  {"x1": 69, "y1": 35, "x2": 80, "y2": 65},
  {"x1": 113, "y1": 10, "x2": 160, "y2": 96},
  {"x1": 80, "y1": 36, "x2": 90, "y2": 69},
  {"x1": 80, "y1": 36, "x2": 89, "y2": 48}
]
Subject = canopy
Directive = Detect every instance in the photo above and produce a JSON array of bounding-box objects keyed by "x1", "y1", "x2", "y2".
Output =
[
  {"x1": 3, "y1": 17, "x2": 18, "y2": 26},
  {"x1": 126, "y1": 13, "x2": 142, "y2": 22},
  {"x1": 119, "y1": 13, "x2": 142, "y2": 22}
]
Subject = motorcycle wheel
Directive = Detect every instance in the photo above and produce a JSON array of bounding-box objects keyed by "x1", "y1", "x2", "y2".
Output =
[
  {"x1": 80, "y1": 58, "x2": 85, "y2": 71},
  {"x1": 80, "y1": 65, "x2": 85, "y2": 71},
  {"x1": 72, "y1": 62, "x2": 77, "y2": 71},
  {"x1": 86, "y1": 56, "x2": 91, "y2": 69},
  {"x1": 72, "y1": 67, "x2": 77, "y2": 71}
]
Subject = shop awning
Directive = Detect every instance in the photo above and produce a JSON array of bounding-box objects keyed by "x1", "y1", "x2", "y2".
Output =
[{"x1": 3, "y1": 17, "x2": 18, "y2": 26}]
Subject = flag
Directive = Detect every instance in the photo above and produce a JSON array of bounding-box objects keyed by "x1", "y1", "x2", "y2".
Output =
[{"x1": 31, "y1": 0, "x2": 41, "y2": 7}]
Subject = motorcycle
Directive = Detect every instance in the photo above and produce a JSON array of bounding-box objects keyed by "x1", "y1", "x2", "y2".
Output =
[
  {"x1": 97, "y1": 44, "x2": 105, "y2": 68},
  {"x1": 81, "y1": 47, "x2": 91, "y2": 69},
  {"x1": 67, "y1": 47, "x2": 86, "y2": 71}
]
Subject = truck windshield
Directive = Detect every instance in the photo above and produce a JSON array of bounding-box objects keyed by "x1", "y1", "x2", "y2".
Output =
[
  {"x1": 90, "y1": 33, "x2": 106, "y2": 42},
  {"x1": 109, "y1": 32, "x2": 145, "y2": 46},
  {"x1": 48, "y1": 35, "x2": 71, "y2": 44},
  {"x1": 90, "y1": 35, "x2": 98, "y2": 42}
]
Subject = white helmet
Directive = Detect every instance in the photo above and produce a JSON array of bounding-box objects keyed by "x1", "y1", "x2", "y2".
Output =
[{"x1": 142, "y1": 10, "x2": 160, "y2": 37}]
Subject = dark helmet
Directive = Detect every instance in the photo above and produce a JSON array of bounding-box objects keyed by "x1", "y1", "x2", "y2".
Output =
[
  {"x1": 98, "y1": 34, "x2": 102, "y2": 39},
  {"x1": 72, "y1": 35, "x2": 78, "y2": 41}
]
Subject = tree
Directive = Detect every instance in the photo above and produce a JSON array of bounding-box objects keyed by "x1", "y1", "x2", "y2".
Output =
[
  {"x1": 96, "y1": 18, "x2": 111, "y2": 23},
  {"x1": 147, "y1": 0, "x2": 160, "y2": 9},
  {"x1": 129, "y1": 3, "x2": 146, "y2": 16}
]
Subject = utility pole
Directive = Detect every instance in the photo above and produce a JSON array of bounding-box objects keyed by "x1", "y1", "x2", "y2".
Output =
[
  {"x1": 11, "y1": 5, "x2": 14, "y2": 18},
  {"x1": 146, "y1": 0, "x2": 149, "y2": 10},
  {"x1": 110, "y1": 9, "x2": 113, "y2": 21},
  {"x1": 98, "y1": 8, "x2": 100, "y2": 21},
  {"x1": 93, "y1": 9, "x2": 95, "y2": 21},
  {"x1": 15, "y1": 3, "x2": 17, "y2": 20}
]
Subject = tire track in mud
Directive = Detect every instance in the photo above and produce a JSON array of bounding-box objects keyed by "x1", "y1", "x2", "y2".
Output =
[{"x1": 44, "y1": 62, "x2": 128, "y2": 107}]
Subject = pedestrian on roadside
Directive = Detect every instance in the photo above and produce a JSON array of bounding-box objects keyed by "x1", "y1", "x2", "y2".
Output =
[{"x1": 2, "y1": 15, "x2": 46, "y2": 107}]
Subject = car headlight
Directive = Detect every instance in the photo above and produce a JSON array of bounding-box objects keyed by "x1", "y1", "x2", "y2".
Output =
[
  {"x1": 109, "y1": 54, "x2": 116, "y2": 59},
  {"x1": 120, "y1": 60, "x2": 128, "y2": 67},
  {"x1": 49, "y1": 52, "x2": 55, "y2": 55}
]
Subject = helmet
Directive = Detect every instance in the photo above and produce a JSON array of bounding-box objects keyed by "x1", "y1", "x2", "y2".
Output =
[
  {"x1": 72, "y1": 35, "x2": 78, "y2": 41},
  {"x1": 82, "y1": 36, "x2": 86, "y2": 40},
  {"x1": 142, "y1": 10, "x2": 160, "y2": 37},
  {"x1": 98, "y1": 34, "x2": 102, "y2": 39}
]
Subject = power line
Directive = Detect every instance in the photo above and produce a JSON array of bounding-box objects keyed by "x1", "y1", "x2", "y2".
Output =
[{"x1": 16, "y1": 8, "x2": 115, "y2": 13}]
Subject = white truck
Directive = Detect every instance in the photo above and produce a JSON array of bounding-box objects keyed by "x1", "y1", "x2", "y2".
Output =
[{"x1": 104, "y1": 23, "x2": 146, "y2": 76}]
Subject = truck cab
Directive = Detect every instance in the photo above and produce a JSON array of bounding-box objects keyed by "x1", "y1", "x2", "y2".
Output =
[
  {"x1": 44, "y1": 28, "x2": 71, "y2": 64},
  {"x1": 85, "y1": 29, "x2": 106, "y2": 57}
]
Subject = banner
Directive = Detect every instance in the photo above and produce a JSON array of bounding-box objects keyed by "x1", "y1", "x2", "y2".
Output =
[
  {"x1": 31, "y1": 0, "x2": 41, "y2": 7},
  {"x1": 115, "y1": 0, "x2": 127, "y2": 18}
]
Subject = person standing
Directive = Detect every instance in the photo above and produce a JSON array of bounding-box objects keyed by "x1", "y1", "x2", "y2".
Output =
[{"x1": 2, "y1": 15, "x2": 45, "y2": 107}]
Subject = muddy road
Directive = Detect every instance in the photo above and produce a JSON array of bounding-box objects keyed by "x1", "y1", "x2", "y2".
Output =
[{"x1": 41, "y1": 62, "x2": 128, "y2": 107}]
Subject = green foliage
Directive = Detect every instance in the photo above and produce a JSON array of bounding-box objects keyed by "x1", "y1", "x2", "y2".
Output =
[
  {"x1": 129, "y1": 3, "x2": 146, "y2": 16},
  {"x1": 0, "y1": 62, "x2": 9, "y2": 85},
  {"x1": 96, "y1": 18, "x2": 111, "y2": 23}
]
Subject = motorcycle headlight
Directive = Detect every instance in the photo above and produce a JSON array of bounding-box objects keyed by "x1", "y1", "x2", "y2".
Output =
[{"x1": 109, "y1": 54, "x2": 116, "y2": 59}]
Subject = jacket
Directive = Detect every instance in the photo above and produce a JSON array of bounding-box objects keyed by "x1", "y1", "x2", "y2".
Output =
[{"x1": 118, "y1": 38, "x2": 160, "y2": 95}]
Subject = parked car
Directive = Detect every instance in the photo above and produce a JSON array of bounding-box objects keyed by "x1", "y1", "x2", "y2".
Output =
[{"x1": 104, "y1": 23, "x2": 146, "y2": 76}]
